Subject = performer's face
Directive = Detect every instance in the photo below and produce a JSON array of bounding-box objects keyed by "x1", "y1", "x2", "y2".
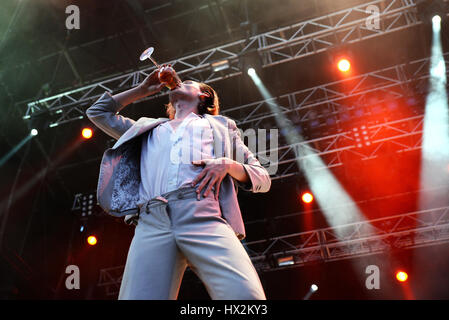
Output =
[{"x1": 169, "y1": 80, "x2": 202, "y2": 104}]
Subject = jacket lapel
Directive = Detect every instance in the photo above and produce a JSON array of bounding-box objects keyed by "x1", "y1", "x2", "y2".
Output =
[
  {"x1": 112, "y1": 117, "x2": 169, "y2": 150},
  {"x1": 112, "y1": 114, "x2": 231, "y2": 155}
]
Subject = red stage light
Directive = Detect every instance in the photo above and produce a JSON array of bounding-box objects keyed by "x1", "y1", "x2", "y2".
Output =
[
  {"x1": 87, "y1": 235, "x2": 97, "y2": 246},
  {"x1": 337, "y1": 59, "x2": 351, "y2": 72},
  {"x1": 396, "y1": 271, "x2": 408, "y2": 282},
  {"x1": 301, "y1": 192, "x2": 314, "y2": 204},
  {"x1": 82, "y1": 128, "x2": 93, "y2": 139}
]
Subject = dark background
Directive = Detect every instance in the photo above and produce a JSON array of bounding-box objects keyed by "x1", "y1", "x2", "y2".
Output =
[{"x1": 0, "y1": 0, "x2": 448, "y2": 300}]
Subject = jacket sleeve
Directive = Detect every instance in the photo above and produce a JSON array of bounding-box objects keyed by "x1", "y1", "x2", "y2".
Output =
[
  {"x1": 227, "y1": 118, "x2": 271, "y2": 193},
  {"x1": 86, "y1": 92, "x2": 135, "y2": 140}
]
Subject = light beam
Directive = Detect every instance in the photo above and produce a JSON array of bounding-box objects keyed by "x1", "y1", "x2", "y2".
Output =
[{"x1": 247, "y1": 71, "x2": 371, "y2": 238}]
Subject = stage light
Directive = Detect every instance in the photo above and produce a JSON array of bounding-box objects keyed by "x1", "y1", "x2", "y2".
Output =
[
  {"x1": 82, "y1": 127, "x2": 93, "y2": 139},
  {"x1": 87, "y1": 235, "x2": 97, "y2": 246},
  {"x1": 301, "y1": 192, "x2": 314, "y2": 204},
  {"x1": 432, "y1": 15, "x2": 441, "y2": 24},
  {"x1": 337, "y1": 59, "x2": 351, "y2": 72},
  {"x1": 277, "y1": 256, "x2": 295, "y2": 267},
  {"x1": 30, "y1": 129, "x2": 38, "y2": 136},
  {"x1": 72, "y1": 192, "x2": 97, "y2": 217},
  {"x1": 247, "y1": 68, "x2": 256, "y2": 77},
  {"x1": 81, "y1": 193, "x2": 95, "y2": 217},
  {"x1": 353, "y1": 126, "x2": 371, "y2": 148},
  {"x1": 396, "y1": 271, "x2": 408, "y2": 282},
  {"x1": 304, "y1": 283, "x2": 319, "y2": 300},
  {"x1": 433, "y1": 15, "x2": 442, "y2": 32},
  {"x1": 416, "y1": 0, "x2": 449, "y2": 25},
  {"x1": 211, "y1": 59, "x2": 230, "y2": 72}
]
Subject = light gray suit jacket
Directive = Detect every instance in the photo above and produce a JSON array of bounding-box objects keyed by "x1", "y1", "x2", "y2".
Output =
[{"x1": 86, "y1": 92, "x2": 271, "y2": 240}]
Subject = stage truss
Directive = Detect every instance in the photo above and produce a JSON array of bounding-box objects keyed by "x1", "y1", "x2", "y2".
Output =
[
  {"x1": 21, "y1": 0, "x2": 422, "y2": 125},
  {"x1": 97, "y1": 205, "x2": 449, "y2": 296},
  {"x1": 54, "y1": 52, "x2": 447, "y2": 181},
  {"x1": 37, "y1": 0, "x2": 446, "y2": 296},
  {"x1": 265, "y1": 113, "x2": 425, "y2": 181}
]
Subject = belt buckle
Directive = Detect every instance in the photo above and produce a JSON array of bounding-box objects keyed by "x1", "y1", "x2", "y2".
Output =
[
  {"x1": 146, "y1": 196, "x2": 168, "y2": 214},
  {"x1": 156, "y1": 196, "x2": 168, "y2": 203}
]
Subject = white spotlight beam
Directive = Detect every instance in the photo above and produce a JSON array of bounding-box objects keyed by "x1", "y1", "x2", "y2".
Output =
[
  {"x1": 266, "y1": 114, "x2": 424, "y2": 181},
  {"x1": 223, "y1": 54, "x2": 449, "y2": 127},
  {"x1": 303, "y1": 284, "x2": 319, "y2": 300},
  {"x1": 246, "y1": 70, "x2": 384, "y2": 290},
  {"x1": 420, "y1": 10, "x2": 449, "y2": 210},
  {"x1": 248, "y1": 70, "x2": 370, "y2": 238},
  {"x1": 0, "y1": 135, "x2": 33, "y2": 167}
]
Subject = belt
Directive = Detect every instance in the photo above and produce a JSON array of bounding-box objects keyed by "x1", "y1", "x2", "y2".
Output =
[{"x1": 143, "y1": 186, "x2": 198, "y2": 214}]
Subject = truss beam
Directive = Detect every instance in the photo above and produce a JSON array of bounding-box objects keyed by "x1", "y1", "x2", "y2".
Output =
[
  {"x1": 22, "y1": 0, "x2": 422, "y2": 124},
  {"x1": 266, "y1": 114, "x2": 424, "y2": 181},
  {"x1": 97, "y1": 205, "x2": 449, "y2": 295}
]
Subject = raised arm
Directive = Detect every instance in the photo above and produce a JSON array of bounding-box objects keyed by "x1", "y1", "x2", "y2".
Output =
[{"x1": 86, "y1": 66, "x2": 167, "y2": 140}]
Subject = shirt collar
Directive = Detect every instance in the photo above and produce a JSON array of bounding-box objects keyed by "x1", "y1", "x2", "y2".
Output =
[
  {"x1": 186, "y1": 111, "x2": 202, "y2": 119},
  {"x1": 160, "y1": 111, "x2": 202, "y2": 134}
]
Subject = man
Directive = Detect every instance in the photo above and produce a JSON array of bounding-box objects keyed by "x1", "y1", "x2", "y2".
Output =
[{"x1": 86, "y1": 65, "x2": 271, "y2": 300}]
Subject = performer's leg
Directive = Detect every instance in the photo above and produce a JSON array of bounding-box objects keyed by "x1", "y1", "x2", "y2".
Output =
[
  {"x1": 170, "y1": 194, "x2": 266, "y2": 300},
  {"x1": 118, "y1": 204, "x2": 188, "y2": 300}
]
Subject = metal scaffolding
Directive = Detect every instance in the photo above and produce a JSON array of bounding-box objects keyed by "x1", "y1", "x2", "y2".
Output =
[
  {"x1": 97, "y1": 205, "x2": 449, "y2": 296},
  {"x1": 52, "y1": 52, "x2": 446, "y2": 180},
  {"x1": 221, "y1": 52, "x2": 443, "y2": 127},
  {"x1": 45, "y1": 1, "x2": 448, "y2": 296},
  {"x1": 228, "y1": 50, "x2": 448, "y2": 179},
  {"x1": 247, "y1": 205, "x2": 449, "y2": 271},
  {"x1": 22, "y1": 0, "x2": 421, "y2": 125},
  {"x1": 267, "y1": 113, "x2": 424, "y2": 181}
]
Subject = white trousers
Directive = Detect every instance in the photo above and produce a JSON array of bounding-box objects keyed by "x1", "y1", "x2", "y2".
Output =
[{"x1": 118, "y1": 187, "x2": 266, "y2": 300}]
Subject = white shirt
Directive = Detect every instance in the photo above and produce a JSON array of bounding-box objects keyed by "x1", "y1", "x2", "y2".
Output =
[{"x1": 138, "y1": 112, "x2": 215, "y2": 206}]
